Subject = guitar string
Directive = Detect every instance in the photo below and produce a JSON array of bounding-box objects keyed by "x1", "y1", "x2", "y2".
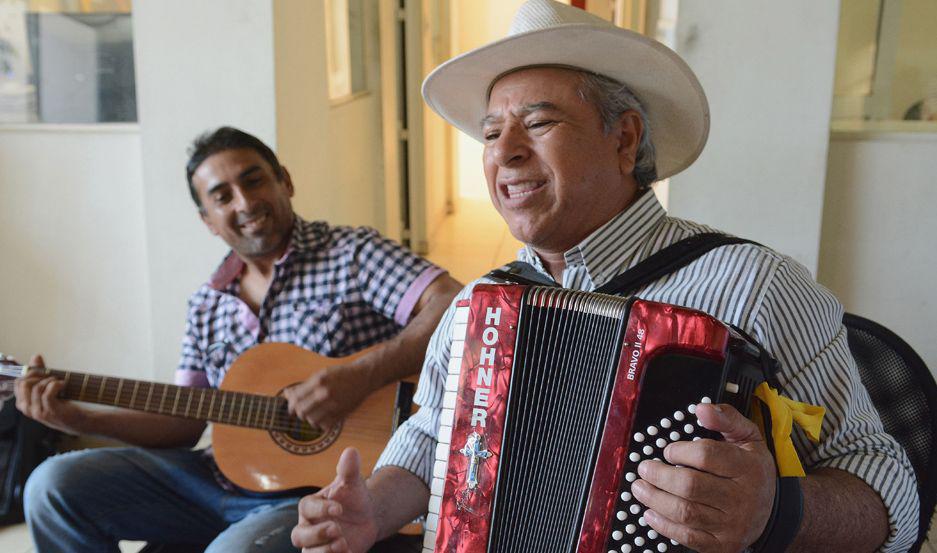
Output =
[{"x1": 38, "y1": 370, "x2": 322, "y2": 436}]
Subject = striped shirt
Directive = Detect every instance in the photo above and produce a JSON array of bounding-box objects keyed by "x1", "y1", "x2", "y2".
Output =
[
  {"x1": 176, "y1": 216, "x2": 444, "y2": 388},
  {"x1": 376, "y1": 192, "x2": 918, "y2": 551}
]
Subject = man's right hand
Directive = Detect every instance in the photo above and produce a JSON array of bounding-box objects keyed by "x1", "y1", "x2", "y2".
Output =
[
  {"x1": 14, "y1": 354, "x2": 90, "y2": 435},
  {"x1": 292, "y1": 447, "x2": 381, "y2": 553}
]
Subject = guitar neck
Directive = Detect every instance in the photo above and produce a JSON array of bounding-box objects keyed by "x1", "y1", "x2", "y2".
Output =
[{"x1": 38, "y1": 368, "x2": 290, "y2": 431}]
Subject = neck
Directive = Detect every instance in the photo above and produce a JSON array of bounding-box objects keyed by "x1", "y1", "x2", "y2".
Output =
[
  {"x1": 531, "y1": 187, "x2": 647, "y2": 284},
  {"x1": 535, "y1": 249, "x2": 567, "y2": 284}
]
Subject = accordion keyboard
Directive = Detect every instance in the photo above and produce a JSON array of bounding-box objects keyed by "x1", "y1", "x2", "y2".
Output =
[
  {"x1": 604, "y1": 354, "x2": 728, "y2": 553},
  {"x1": 424, "y1": 301, "x2": 471, "y2": 553}
]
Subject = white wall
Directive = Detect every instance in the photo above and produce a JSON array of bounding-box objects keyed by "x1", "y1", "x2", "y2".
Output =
[
  {"x1": 451, "y1": 0, "x2": 525, "y2": 201},
  {"x1": 133, "y1": 0, "x2": 277, "y2": 381},
  {"x1": 0, "y1": 128, "x2": 152, "y2": 379},
  {"x1": 818, "y1": 131, "x2": 937, "y2": 372},
  {"x1": 668, "y1": 1, "x2": 841, "y2": 274},
  {"x1": 274, "y1": 0, "x2": 387, "y2": 232},
  {"x1": 1, "y1": 0, "x2": 394, "y2": 385}
]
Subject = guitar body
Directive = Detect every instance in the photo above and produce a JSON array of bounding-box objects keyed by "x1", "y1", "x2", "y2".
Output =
[{"x1": 212, "y1": 342, "x2": 402, "y2": 493}]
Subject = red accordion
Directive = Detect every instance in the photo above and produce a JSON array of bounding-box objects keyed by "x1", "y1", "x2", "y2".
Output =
[{"x1": 424, "y1": 284, "x2": 768, "y2": 553}]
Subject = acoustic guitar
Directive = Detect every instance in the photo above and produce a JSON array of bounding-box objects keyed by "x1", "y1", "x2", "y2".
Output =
[{"x1": 0, "y1": 343, "x2": 416, "y2": 493}]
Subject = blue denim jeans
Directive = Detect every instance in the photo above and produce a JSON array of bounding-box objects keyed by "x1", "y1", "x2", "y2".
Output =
[{"x1": 24, "y1": 447, "x2": 300, "y2": 553}]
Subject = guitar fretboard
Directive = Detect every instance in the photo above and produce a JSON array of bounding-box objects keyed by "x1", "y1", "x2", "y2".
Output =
[{"x1": 40, "y1": 368, "x2": 304, "y2": 434}]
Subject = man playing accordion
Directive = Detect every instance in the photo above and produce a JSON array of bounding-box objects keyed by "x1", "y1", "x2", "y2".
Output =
[{"x1": 291, "y1": 1, "x2": 917, "y2": 551}]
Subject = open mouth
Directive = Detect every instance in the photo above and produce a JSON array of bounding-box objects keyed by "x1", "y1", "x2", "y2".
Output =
[
  {"x1": 239, "y1": 213, "x2": 269, "y2": 234},
  {"x1": 500, "y1": 180, "x2": 546, "y2": 200}
]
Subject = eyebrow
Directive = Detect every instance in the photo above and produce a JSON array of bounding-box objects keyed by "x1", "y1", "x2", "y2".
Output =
[
  {"x1": 205, "y1": 165, "x2": 263, "y2": 197},
  {"x1": 480, "y1": 101, "x2": 561, "y2": 127}
]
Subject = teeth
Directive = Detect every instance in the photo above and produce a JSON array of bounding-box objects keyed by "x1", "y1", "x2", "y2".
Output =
[
  {"x1": 504, "y1": 181, "x2": 542, "y2": 198},
  {"x1": 240, "y1": 214, "x2": 267, "y2": 231}
]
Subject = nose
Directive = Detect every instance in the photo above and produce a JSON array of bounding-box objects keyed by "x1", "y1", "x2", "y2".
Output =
[
  {"x1": 231, "y1": 185, "x2": 258, "y2": 213},
  {"x1": 488, "y1": 123, "x2": 530, "y2": 168}
]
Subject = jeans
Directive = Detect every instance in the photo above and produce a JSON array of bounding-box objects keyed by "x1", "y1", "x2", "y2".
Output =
[{"x1": 24, "y1": 447, "x2": 300, "y2": 553}]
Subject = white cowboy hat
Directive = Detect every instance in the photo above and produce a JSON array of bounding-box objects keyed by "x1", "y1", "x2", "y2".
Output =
[{"x1": 422, "y1": 0, "x2": 709, "y2": 180}]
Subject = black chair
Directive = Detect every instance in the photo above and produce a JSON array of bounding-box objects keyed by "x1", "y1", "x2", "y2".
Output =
[{"x1": 844, "y1": 313, "x2": 937, "y2": 552}]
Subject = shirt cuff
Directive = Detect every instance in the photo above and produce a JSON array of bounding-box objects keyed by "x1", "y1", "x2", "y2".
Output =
[
  {"x1": 394, "y1": 266, "x2": 446, "y2": 326},
  {"x1": 174, "y1": 369, "x2": 210, "y2": 388}
]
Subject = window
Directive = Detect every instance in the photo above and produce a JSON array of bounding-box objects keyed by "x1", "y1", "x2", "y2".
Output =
[
  {"x1": 0, "y1": 0, "x2": 136, "y2": 124},
  {"x1": 833, "y1": 0, "x2": 937, "y2": 124},
  {"x1": 324, "y1": 0, "x2": 366, "y2": 101}
]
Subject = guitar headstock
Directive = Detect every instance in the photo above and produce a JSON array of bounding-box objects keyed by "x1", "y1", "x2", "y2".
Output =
[{"x1": 0, "y1": 353, "x2": 24, "y2": 404}]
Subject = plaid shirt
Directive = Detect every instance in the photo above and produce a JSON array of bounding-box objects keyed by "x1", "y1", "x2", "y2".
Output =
[{"x1": 175, "y1": 216, "x2": 444, "y2": 388}]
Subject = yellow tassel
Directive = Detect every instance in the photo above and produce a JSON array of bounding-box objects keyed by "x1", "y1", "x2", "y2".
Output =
[{"x1": 752, "y1": 382, "x2": 825, "y2": 477}]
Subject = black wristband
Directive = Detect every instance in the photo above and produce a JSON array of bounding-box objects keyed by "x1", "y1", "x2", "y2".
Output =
[{"x1": 750, "y1": 476, "x2": 804, "y2": 553}]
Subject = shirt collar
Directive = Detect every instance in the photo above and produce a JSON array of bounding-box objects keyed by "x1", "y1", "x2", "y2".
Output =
[
  {"x1": 518, "y1": 191, "x2": 667, "y2": 288},
  {"x1": 207, "y1": 215, "x2": 321, "y2": 291}
]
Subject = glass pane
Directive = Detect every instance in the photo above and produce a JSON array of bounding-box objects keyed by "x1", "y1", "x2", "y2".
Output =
[
  {"x1": 833, "y1": 0, "x2": 937, "y2": 124},
  {"x1": 0, "y1": 0, "x2": 136, "y2": 124},
  {"x1": 324, "y1": 0, "x2": 366, "y2": 101}
]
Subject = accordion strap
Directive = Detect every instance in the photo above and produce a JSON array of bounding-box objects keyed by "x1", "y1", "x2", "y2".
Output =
[
  {"x1": 593, "y1": 232, "x2": 761, "y2": 296},
  {"x1": 486, "y1": 232, "x2": 760, "y2": 295}
]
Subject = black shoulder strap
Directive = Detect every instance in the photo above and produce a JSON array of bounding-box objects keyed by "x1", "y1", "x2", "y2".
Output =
[
  {"x1": 485, "y1": 232, "x2": 761, "y2": 296},
  {"x1": 594, "y1": 232, "x2": 761, "y2": 296}
]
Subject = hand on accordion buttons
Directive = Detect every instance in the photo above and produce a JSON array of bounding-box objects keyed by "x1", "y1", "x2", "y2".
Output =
[
  {"x1": 292, "y1": 447, "x2": 380, "y2": 553},
  {"x1": 630, "y1": 403, "x2": 777, "y2": 553}
]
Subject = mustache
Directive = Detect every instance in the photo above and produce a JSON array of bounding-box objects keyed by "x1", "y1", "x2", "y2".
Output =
[{"x1": 235, "y1": 207, "x2": 269, "y2": 225}]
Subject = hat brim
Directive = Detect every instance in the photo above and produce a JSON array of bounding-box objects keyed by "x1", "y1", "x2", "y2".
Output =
[{"x1": 422, "y1": 24, "x2": 709, "y2": 180}]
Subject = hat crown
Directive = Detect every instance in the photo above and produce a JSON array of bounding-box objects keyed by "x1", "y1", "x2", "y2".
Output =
[{"x1": 509, "y1": 0, "x2": 614, "y2": 35}]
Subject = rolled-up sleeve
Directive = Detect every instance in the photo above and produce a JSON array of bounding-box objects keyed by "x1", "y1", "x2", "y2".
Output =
[
  {"x1": 351, "y1": 227, "x2": 444, "y2": 326},
  {"x1": 753, "y1": 260, "x2": 919, "y2": 552}
]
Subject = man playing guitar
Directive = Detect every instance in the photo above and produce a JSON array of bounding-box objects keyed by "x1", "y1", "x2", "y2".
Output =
[{"x1": 13, "y1": 126, "x2": 460, "y2": 553}]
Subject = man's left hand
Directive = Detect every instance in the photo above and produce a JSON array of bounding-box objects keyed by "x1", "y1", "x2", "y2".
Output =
[
  {"x1": 631, "y1": 403, "x2": 777, "y2": 553},
  {"x1": 283, "y1": 364, "x2": 376, "y2": 429}
]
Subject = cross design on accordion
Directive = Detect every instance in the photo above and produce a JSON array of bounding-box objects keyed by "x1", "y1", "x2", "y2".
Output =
[{"x1": 459, "y1": 431, "x2": 491, "y2": 491}]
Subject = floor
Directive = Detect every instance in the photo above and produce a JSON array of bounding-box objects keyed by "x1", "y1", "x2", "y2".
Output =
[
  {"x1": 422, "y1": 197, "x2": 524, "y2": 285},
  {"x1": 2, "y1": 198, "x2": 935, "y2": 552}
]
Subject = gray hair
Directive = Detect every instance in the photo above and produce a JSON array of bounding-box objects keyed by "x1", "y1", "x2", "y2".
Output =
[{"x1": 576, "y1": 71, "x2": 658, "y2": 190}]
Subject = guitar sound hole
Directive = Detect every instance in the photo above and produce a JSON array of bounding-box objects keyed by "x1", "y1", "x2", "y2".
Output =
[
  {"x1": 269, "y1": 402, "x2": 343, "y2": 455},
  {"x1": 285, "y1": 421, "x2": 322, "y2": 442}
]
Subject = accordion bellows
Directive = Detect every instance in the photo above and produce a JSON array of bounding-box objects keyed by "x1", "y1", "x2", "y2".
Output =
[{"x1": 425, "y1": 284, "x2": 767, "y2": 553}]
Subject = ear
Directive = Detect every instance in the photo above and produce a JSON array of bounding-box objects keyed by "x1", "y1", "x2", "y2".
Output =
[
  {"x1": 280, "y1": 166, "x2": 295, "y2": 198},
  {"x1": 615, "y1": 110, "x2": 644, "y2": 177},
  {"x1": 199, "y1": 209, "x2": 220, "y2": 236}
]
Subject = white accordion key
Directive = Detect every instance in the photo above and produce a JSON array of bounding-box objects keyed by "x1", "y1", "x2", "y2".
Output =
[
  {"x1": 442, "y1": 391, "x2": 458, "y2": 409},
  {"x1": 422, "y1": 530, "x2": 437, "y2": 550},
  {"x1": 435, "y1": 441, "x2": 449, "y2": 462},
  {"x1": 440, "y1": 407, "x2": 455, "y2": 427},
  {"x1": 438, "y1": 425, "x2": 452, "y2": 445},
  {"x1": 428, "y1": 495, "x2": 442, "y2": 515},
  {"x1": 446, "y1": 356, "x2": 462, "y2": 377},
  {"x1": 453, "y1": 304, "x2": 469, "y2": 324},
  {"x1": 431, "y1": 477, "x2": 445, "y2": 497},
  {"x1": 433, "y1": 459, "x2": 448, "y2": 479},
  {"x1": 444, "y1": 373, "x2": 460, "y2": 392},
  {"x1": 447, "y1": 342, "x2": 464, "y2": 369},
  {"x1": 451, "y1": 322, "x2": 468, "y2": 342}
]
